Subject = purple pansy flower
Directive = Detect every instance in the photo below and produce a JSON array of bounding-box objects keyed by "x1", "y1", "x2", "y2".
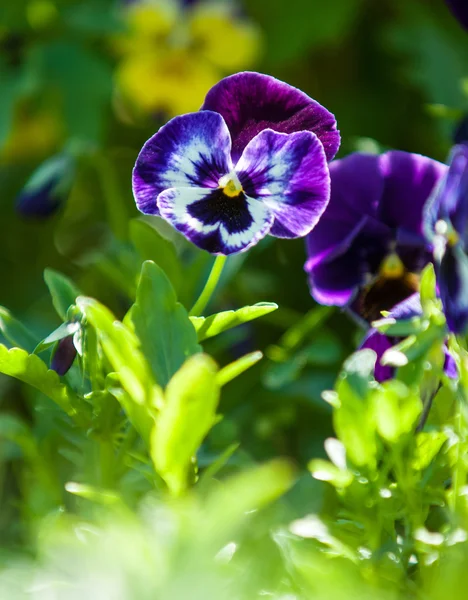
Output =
[
  {"x1": 51, "y1": 335, "x2": 78, "y2": 376},
  {"x1": 305, "y1": 151, "x2": 447, "y2": 321},
  {"x1": 424, "y1": 144, "x2": 468, "y2": 334},
  {"x1": 133, "y1": 73, "x2": 338, "y2": 255},
  {"x1": 360, "y1": 294, "x2": 457, "y2": 382},
  {"x1": 445, "y1": 0, "x2": 468, "y2": 30}
]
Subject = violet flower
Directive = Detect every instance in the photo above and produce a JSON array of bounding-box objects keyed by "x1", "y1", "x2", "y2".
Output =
[
  {"x1": 133, "y1": 73, "x2": 339, "y2": 255},
  {"x1": 360, "y1": 294, "x2": 457, "y2": 382},
  {"x1": 445, "y1": 0, "x2": 468, "y2": 30},
  {"x1": 305, "y1": 151, "x2": 447, "y2": 322},
  {"x1": 424, "y1": 144, "x2": 468, "y2": 334},
  {"x1": 51, "y1": 335, "x2": 77, "y2": 376}
]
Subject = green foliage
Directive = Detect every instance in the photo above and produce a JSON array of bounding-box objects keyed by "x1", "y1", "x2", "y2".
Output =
[
  {"x1": 151, "y1": 353, "x2": 220, "y2": 496},
  {"x1": 126, "y1": 260, "x2": 201, "y2": 387}
]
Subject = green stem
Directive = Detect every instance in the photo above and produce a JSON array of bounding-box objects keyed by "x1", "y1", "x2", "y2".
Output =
[{"x1": 189, "y1": 255, "x2": 227, "y2": 317}]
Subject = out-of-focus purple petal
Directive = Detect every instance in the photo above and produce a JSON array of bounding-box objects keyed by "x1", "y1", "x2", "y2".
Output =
[
  {"x1": 133, "y1": 111, "x2": 233, "y2": 216},
  {"x1": 379, "y1": 151, "x2": 447, "y2": 234},
  {"x1": 360, "y1": 330, "x2": 394, "y2": 382},
  {"x1": 51, "y1": 335, "x2": 77, "y2": 376},
  {"x1": 443, "y1": 346, "x2": 458, "y2": 379},
  {"x1": 446, "y1": 0, "x2": 468, "y2": 30},
  {"x1": 307, "y1": 247, "x2": 364, "y2": 306},
  {"x1": 424, "y1": 145, "x2": 468, "y2": 243},
  {"x1": 236, "y1": 129, "x2": 330, "y2": 238},
  {"x1": 387, "y1": 292, "x2": 422, "y2": 320},
  {"x1": 306, "y1": 153, "x2": 386, "y2": 265},
  {"x1": 201, "y1": 72, "x2": 340, "y2": 163},
  {"x1": 157, "y1": 186, "x2": 274, "y2": 254},
  {"x1": 437, "y1": 244, "x2": 468, "y2": 334}
]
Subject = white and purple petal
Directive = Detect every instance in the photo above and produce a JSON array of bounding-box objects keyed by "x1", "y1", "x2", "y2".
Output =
[
  {"x1": 235, "y1": 129, "x2": 330, "y2": 238},
  {"x1": 201, "y1": 71, "x2": 340, "y2": 163},
  {"x1": 157, "y1": 186, "x2": 274, "y2": 255},
  {"x1": 132, "y1": 111, "x2": 233, "y2": 215}
]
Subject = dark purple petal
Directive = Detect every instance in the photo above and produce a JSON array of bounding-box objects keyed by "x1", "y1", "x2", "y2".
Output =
[
  {"x1": 437, "y1": 244, "x2": 468, "y2": 334},
  {"x1": 133, "y1": 111, "x2": 233, "y2": 216},
  {"x1": 379, "y1": 151, "x2": 447, "y2": 235},
  {"x1": 387, "y1": 292, "x2": 422, "y2": 320},
  {"x1": 446, "y1": 0, "x2": 468, "y2": 30},
  {"x1": 360, "y1": 330, "x2": 394, "y2": 382},
  {"x1": 307, "y1": 247, "x2": 364, "y2": 306},
  {"x1": 201, "y1": 72, "x2": 340, "y2": 163},
  {"x1": 359, "y1": 293, "x2": 422, "y2": 382},
  {"x1": 236, "y1": 129, "x2": 330, "y2": 238},
  {"x1": 306, "y1": 153, "x2": 386, "y2": 265},
  {"x1": 424, "y1": 144, "x2": 468, "y2": 243},
  {"x1": 51, "y1": 335, "x2": 77, "y2": 376},
  {"x1": 157, "y1": 186, "x2": 273, "y2": 254}
]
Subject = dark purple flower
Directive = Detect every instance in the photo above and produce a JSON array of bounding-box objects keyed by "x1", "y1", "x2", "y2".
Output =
[
  {"x1": 305, "y1": 151, "x2": 447, "y2": 321},
  {"x1": 454, "y1": 115, "x2": 468, "y2": 145},
  {"x1": 424, "y1": 144, "x2": 468, "y2": 333},
  {"x1": 446, "y1": 0, "x2": 468, "y2": 30},
  {"x1": 133, "y1": 110, "x2": 330, "y2": 254},
  {"x1": 16, "y1": 153, "x2": 75, "y2": 218},
  {"x1": 201, "y1": 72, "x2": 340, "y2": 164},
  {"x1": 360, "y1": 294, "x2": 457, "y2": 382},
  {"x1": 51, "y1": 335, "x2": 77, "y2": 376}
]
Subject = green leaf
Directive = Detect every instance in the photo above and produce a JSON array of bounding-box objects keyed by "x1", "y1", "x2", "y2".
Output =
[
  {"x1": 373, "y1": 381, "x2": 421, "y2": 443},
  {"x1": 0, "y1": 307, "x2": 38, "y2": 353},
  {"x1": 334, "y1": 350, "x2": 378, "y2": 470},
  {"x1": 412, "y1": 431, "x2": 447, "y2": 471},
  {"x1": 127, "y1": 261, "x2": 201, "y2": 387},
  {"x1": 151, "y1": 354, "x2": 220, "y2": 496},
  {"x1": 130, "y1": 219, "x2": 182, "y2": 293},
  {"x1": 190, "y1": 302, "x2": 278, "y2": 341},
  {"x1": 44, "y1": 269, "x2": 82, "y2": 320},
  {"x1": 217, "y1": 351, "x2": 263, "y2": 387},
  {"x1": 420, "y1": 263, "x2": 437, "y2": 313},
  {"x1": 308, "y1": 459, "x2": 353, "y2": 488},
  {"x1": 0, "y1": 343, "x2": 79, "y2": 417},
  {"x1": 372, "y1": 316, "x2": 424, "y2": 337}
]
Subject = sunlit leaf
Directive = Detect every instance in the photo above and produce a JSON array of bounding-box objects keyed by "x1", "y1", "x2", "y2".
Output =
[
  {"x1": 151, "y1": 353, "x2": 220, "y2": 496},
  {"x1": 190, "y1": 302, "x2": 278, "y2": 341},
  {"x1": 0, "y1": 306, "x2": 38, "y2": 353},
  {"x1": 127, "y1": 261, "x2": 201, "y2": 387}
]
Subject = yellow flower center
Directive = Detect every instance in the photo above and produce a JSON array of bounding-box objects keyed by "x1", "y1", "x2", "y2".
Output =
[
  {"x1": 218, "y1": 172, "x2": 243, "y2": 198},
  {"x1": 379, "y1": 252, "x2": 405, "y2": 279}
]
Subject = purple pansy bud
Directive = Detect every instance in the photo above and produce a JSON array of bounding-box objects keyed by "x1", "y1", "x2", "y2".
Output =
[
  {"x1": 51, "y1": 335, "x2": 77, "y2": 376},
  {"x1": 16, "y1": 153, "x2": 75, "y2": 218},
  {"x1": 305, "y1": 151, "x2": 447, "y2": 322},
  {"x1": 133, "y1": 86, "x2": 333, "y2": 255},
  {"x1": 424, "y1": 144, "x2": 468, "y2": 334},
  {"x1": 446, "y1": 0, "x2": 468, "y2": 30},
  {"x1": 360, "y1": 294, "x2": 456, "y2": 382}
]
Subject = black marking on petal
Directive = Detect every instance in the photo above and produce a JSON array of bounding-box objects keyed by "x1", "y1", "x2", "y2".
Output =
[{"x1": 188, "y1": 188, "x2": 253, "y2": 234}]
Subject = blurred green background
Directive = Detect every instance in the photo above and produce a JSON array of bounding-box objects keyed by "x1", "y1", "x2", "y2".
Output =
[{"x1": 0, "y1": 0, "x2": 467, "y2": 504}]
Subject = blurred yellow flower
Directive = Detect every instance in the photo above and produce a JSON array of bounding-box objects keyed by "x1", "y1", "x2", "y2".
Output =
[
  {"x1": 115, "y1": 0, "x2": 261, "y2": 118},
  {"x1": 0, "y1": 107, "x2": 63, "y2": 164}
]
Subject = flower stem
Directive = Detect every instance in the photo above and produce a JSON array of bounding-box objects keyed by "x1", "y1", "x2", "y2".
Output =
[{"x1": 189, "y1": 255, "x2": 227, "y2": 317}]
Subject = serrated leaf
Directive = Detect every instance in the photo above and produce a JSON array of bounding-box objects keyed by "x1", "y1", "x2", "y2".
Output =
[
  {"x1": 0, "y1": 344, "x2": 79, "y2": 417},
  {"x1": 0, "y1": 307, "x2": 38, "y2": 353},
  {"x1": 130, "y1": 219, "x2": 181, "y2": 292},
  {"x1": 127, "y1": 261, "x2": 200, "y2": 387},
  {"x1": 44, "y1": 269, "x2": 82, "y2": 320},
  {"x1": 151, "y1": 354, "x2": 220, "y2": 496},
  {"x1": 190, "y1": 302, "x2": 278, "y2": 341}
]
